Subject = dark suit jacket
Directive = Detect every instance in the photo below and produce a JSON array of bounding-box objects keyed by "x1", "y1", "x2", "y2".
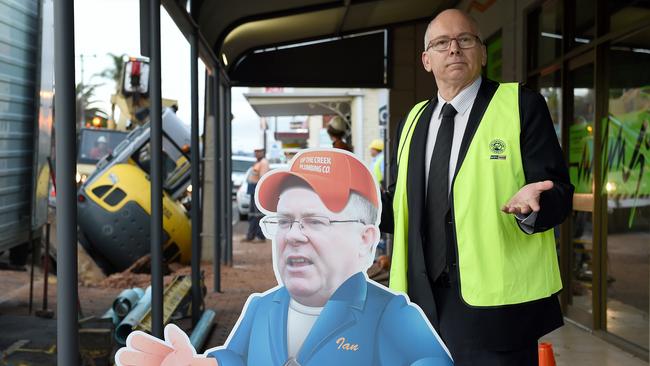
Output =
[{"x1": 380, "y1": 78, "x2": 574, "y2": 350}]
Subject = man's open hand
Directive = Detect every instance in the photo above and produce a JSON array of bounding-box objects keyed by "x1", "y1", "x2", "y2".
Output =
[
  {"x1": 115, "y1": 323, "x2": 217, "y2": 366},
  {"x1": 501, "y1": 180, "x2": 554, "y2": 215}
]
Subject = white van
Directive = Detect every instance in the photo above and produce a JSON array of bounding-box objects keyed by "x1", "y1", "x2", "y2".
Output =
[{"x1": 232, "y1": 155, "x2": 256, "y2": 197}]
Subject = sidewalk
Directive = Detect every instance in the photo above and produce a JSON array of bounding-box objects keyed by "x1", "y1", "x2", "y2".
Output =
[
  {"x1": 541, "y1": 321, "x2": 647, "y2": 365},
  {"x1": 0, "y1": 219, "x2": 646, "y2": 365}
]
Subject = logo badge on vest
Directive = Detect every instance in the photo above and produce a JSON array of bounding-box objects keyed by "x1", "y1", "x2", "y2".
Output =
[{"x1": 489, "y1": 139, "x2": 506, "y2": 160}]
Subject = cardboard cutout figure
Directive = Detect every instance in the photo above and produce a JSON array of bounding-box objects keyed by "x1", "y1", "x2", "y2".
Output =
[{"x1": 116, "y1": 148, "x2": 453, "y2": 366}]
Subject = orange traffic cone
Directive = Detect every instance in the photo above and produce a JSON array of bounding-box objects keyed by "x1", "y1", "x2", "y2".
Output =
[{"x1": 538, "y1": 342, "x2": 556, "y2": 366}]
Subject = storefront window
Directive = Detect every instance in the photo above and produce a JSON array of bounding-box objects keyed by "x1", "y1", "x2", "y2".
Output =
[
  {"x1": 569, "y1": 65, "x2": 595, "y2": 194},
  {"x1": 527, "y1": 1, "x2": 650, "y2": 353},
  {"x1": 485, "y1": 31, "x2": 502, "y2": 82},
  {"x1": 572, "y1": 0, "x2": 595, "y2": 47},
  {"x1": 539, "y1": 70, "x2": 562, "y2": 142},
  {"x1": 528, "y1": 0, "x2": 563, "y2": 69},
  {"x1": 605, "y1": 27, "x2": 650, "y2": 349}
]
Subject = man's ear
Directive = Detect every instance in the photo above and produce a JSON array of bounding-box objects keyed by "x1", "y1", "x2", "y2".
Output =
[
  {"x1": 422, "y1": 51, "x2": 432, "y2": 72},
  {"x1": 481, "y1": 44, "x2": 487, "y2": 67},
  {"x1": 359, "y1": 225, "x2": 379, "y2": 259}
]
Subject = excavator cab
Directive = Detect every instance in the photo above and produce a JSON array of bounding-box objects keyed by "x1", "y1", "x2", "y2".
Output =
[{"x1": 77, "y1": 108, "x2": 193, "y2": 274}]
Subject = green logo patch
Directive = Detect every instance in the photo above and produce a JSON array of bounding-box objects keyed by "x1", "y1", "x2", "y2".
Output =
[{"x1": 489, "y1": 139, "x2": 506, "y2": 154}]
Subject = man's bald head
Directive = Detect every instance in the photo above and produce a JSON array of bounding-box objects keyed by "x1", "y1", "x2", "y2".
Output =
[{"x1": 424, "y1": 9, "x2": 482, "y2": 50}]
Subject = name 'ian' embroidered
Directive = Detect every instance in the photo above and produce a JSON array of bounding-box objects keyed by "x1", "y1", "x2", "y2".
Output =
[{"x1": 335, "y1": 337, "x2": 359, "y2": 351}]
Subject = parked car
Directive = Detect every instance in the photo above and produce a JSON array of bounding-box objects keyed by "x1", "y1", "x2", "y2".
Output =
[
  {"x1": 232, "y1": 155, "x2": 256, "y2": 197},
  {"x1": 236, "y1": 163, "x2": 287, "y2": 220}
]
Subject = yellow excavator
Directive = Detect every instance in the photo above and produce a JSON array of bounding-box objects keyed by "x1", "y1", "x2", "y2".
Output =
[{"x1": 77, "y1": 58, "x2": 193, "y2": 274}]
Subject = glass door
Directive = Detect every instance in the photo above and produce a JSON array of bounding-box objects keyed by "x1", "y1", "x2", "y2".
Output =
[
  {"x1": 566, "y1": 60, "x2": 596, "y2": 328},
  {"x1": 604, "y1": 27, "x2": 650, "y2": 350}
]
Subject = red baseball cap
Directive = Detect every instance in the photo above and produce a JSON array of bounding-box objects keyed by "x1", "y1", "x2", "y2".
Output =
[{"x1": 257, "y1": 149, "x2": 379, "y2": 213}]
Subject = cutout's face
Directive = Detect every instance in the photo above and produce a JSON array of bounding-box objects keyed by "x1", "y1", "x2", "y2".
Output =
[{"x1": 273, "y1": 187, "x2": 368, "y2": 307}]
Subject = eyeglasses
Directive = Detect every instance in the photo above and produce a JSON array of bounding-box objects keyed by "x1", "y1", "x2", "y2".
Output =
[
  {"x1": 260, "y1": 215, "x2": 365, "y2": 236},
  {"x1": 426, "y1": 33, "x2": 482, "y2": 51}
]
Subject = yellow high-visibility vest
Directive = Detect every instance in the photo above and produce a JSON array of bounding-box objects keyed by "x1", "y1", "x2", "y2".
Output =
[
  {"x1": 389, "y1": 83, "x2": 561, "y2": 306},
  {"x1": 373, "y1": 153, "x2": 384, "y2": 185}
]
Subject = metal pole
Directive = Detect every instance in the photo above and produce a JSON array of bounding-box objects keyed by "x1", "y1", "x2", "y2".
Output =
[
  {"x1": 79, "y1": 54, "x2": 85, "y2": 127},
  {"x1": 218, "y1": 83, "x2": 226, "y2": 266},
  {"x1": 42, "y1": 223, "x2": 50, "y2": 311},
  {"x1": 28, "y1": 230, "x2": 35, "y2": 315},
  {"x1": 54, "y1": 0, "x2": 79, "y2": 363},
  {"x1": 212, "y1": 73, "x2": 221, "y2": 293},
  {"x1": 149, "y1": 0, "x2": 164, "y2": 339},
  {"x1": 225, "y1": 88, "x2": 233, "y2": 266},
  {"x1": 189, "y1": 0, "x2": 201, "y2": 326}
]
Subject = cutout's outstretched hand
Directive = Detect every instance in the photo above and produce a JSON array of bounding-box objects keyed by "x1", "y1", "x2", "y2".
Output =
[
  {"x1": 115, "y1": 324, "x2": 217, "y2": 366},
  {"x1": 501, "y1": 180, "x2": 554, "y2": 215}
]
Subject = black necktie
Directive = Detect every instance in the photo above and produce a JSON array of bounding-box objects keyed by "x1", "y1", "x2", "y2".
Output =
[{"x1": 425, "y1": 103, "x2": 457, "y2": 282}]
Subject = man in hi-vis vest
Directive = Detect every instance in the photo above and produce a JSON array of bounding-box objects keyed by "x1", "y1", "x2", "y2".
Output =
[{"x1": 380, "y1": 9, "x2": 573, "y2": 365}]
